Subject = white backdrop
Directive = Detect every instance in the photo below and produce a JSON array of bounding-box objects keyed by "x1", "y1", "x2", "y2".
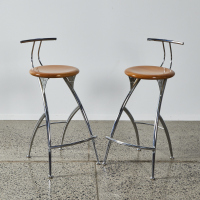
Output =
[{"x1": 0, "y1": 0, "x2": 199, "y2": 120}]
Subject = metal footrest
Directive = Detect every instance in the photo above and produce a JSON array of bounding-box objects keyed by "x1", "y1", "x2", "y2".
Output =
[
  {"x1": 135, "y1": 122, "x2": 164, "y2": 130},
  {"x1": 50, "y1": 136, "x2": 97, "y2": 149},
  {"x1": 39, "y1": 121, "x2": 70, "y2": 128},
  {"x1": 106, "y1": 136, "x2": 155, "y2": 151}
]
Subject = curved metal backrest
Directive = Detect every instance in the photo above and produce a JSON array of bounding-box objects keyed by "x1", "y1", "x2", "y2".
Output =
[
  {"x1": 20, "y1": 38, "x2": 57, "y2": 68},
  {"x1": 147, "y1": 38, "x2": 184, "y2": 69}
]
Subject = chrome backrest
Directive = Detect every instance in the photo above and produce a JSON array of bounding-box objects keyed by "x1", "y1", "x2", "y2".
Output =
[
  {"x1": 147, "y1": 38, "x2": 184, "y2": 69},
  {"x1": 20, "y1": 38, "x2": 57, "y2": 68}
]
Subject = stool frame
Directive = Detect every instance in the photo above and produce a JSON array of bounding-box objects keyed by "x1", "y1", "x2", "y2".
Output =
[
  {"x1": 102, "y1": 38, "x2": 184, "y2": 180},
  {"x1": 21, "y1": 38, "x2": 100, "y2": 179}
]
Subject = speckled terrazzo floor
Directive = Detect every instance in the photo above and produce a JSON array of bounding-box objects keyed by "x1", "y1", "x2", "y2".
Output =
[{"x1": 0, "y1": 120, "x2": 200, "y2": 199}]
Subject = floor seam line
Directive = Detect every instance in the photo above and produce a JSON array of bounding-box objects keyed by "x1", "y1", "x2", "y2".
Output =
[
  {"x1": 0, "y1": 160, "x2": 98, "y2": 163},
  {"x1": 0, "y1": 160, "x2": 200, "y2": 163}
]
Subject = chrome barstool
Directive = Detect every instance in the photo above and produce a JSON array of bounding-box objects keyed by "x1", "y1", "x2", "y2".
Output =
[
  {"x1": 103, "y1": 38, "x2": 184, "y2": 179},
  {"x1": 20, "y1": 38, "x2": 100, "y2": 178}
]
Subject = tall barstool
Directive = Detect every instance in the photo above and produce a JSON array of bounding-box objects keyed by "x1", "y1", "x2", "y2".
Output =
[
  {"x1": 103, "y1": 38, "x2": 184, "y2": 179},
  {"x1": 20, "y1": 38, "x2": 100, "y2": 178}
]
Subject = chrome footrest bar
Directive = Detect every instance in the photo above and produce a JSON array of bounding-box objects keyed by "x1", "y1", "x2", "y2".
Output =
[
  {"x1": 39, "y1": 121, "x2": 72, "y2": 128},
  {"x1": 50, "y1": 136, "x2": 97, "y2": 149},
  {"x1": 159, "y1": 115, "x2": 173, "y2": 158},
  {"x1": 135, "y1": 122, "x2": 164, "y2": 130},
  {"x1": 106, "y1": 136, "x2": 155, "y2": 151}
]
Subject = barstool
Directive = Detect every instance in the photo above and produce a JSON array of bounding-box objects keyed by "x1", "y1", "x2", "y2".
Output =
[
  {"x1": 20, "y1": 38, "x2": 100, "y2": 178},
  {"x1": 102, "y1": 38, "x2": 184, "y2": 179}
]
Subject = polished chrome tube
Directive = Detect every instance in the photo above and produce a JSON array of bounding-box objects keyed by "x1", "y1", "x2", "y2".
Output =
[
  {"x1": 147, "y1": 38, "x2": 184, "y2": 45},
  {"x1": 159, "y1": 115, "x2": 173, "y2": 158},
  {"x1": 135, "y1": 122, "x2": 164, "y2": 130},
  {"x1": 102, "y1": 78, "x2": 140, "y2": 165},
  {"x1": 123, "y1": 107, "x2": 140, "y2": 147},
  {"x1": 39, "y1": 120, "x2": 82, "y2": 128},
  {"x1": 39, "y1": 121, "x2": 70, "y2": 128},
  {"x1": 27, "y1": 113, "x2": 45, "y2": 158},
  {"x1": 60, "y1": 106, "x2": 80, "y2": 146},
  {"x1": 39, "y1": 78, "x2": 53, "y2": 179},
  {"x1": 106, "y1": 136, "x2": 155, "y2": 150},
  {"x1": 160, "y1": 42, "x2": 166, "y2": 67},
  {"x1": 169, "y1": 43, "x2": 173, "y2": 69},
  {"x1": 151, "y1": 79, "x2": 167, "y2": 180},
  {"x1": 38, "y1": 41, "x2": 43, "y2": 66},
  {"x1": 31, "y1": 41, "x2": 35, "y2": 68},
  {"x1": 51, "y1": 136, "x2": 97, "y2": 149},
  {"x1": 63, "y1": 77, "x2": 100, "y2": 164}
]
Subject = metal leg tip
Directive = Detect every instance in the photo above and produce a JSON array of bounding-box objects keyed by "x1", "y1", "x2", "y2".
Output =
[
  {"x1": 59, "y1": 148, "x2": 63, "y2": 150},
  {"x1": 26, "y1": 155, "x2": 31, "y2": 158},
  {"x1": 137, "y1": 148, "x2": 141, "y2": 151},
  {"x1": 170, "y1": 156, "x2": 174, "y2": 159},
  {"x1": 102, "y1": 162, "x2": 107, "y2": 166},
  {"x1": 48, "y1": 175, "x2": 53, "y2": 179},
  {"x1": 150, "y1": 177, "x2": 155, "y2": 180},
  {"x1": 96, "y1": 162, "x2": 101, "y2": 165}
]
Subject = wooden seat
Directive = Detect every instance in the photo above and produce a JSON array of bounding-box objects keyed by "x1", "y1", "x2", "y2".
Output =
[
  {"x1": 29, "y1": 65, "x2": 79, "y2": 78},
  {"x1": 125, "y1": 65, "x2": 175, "y2": 80}
]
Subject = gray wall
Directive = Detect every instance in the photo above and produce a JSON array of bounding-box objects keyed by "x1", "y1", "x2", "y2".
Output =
[{"x1": 0, "y1": 0, "x2": 199, "y2": 120}]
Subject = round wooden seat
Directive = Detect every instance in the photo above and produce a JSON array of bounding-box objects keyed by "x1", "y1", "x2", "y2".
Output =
[
  {"x1": 29, "y1": 65, "x2": 79, "y2": 78},
  {"x1": 125, "y1": 66, "x2": 175, "y2": 80}
]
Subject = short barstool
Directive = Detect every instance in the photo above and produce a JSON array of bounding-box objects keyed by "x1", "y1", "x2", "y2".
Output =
[
  {"x1": 103, "y1": 38, "x2": 184, "y2": 179},
  {"x1": 20, "y1": 38, "x2": 100, "y2": 178}
]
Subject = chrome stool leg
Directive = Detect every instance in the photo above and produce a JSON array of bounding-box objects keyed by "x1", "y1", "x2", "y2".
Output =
[
  {"x1": 39, "y1": 77, "x2": 53, "y2": 179},
  {"x1": 123, "y1": 107, "x2": 140, "y2": 150},
  {"x1": 159, "y1": 115, "x2": 174, "y2": 159},
  {"x1": 63, "y1": 77, "x2": 100, "y2": 164},
  {"x1": 60, "y1": 106, "x2": 80, "y2": 147},
  {"x1": 27, "y1": 113, "x2": 45, "y2": 158},
  {"x1": 151, "y1": 79, "x2": 167, "y2": 180},
  {"x1": 102, "y1": 78, "x2": 140, "y2": 165}
]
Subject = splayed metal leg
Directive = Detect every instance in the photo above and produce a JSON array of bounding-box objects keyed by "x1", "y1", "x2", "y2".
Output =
[
  {"x1": 159, "y1": 115, "x2": 174, "y2": 159},
  {"x1": 28, "y1": 76, "x2": 100, "y2": 178},
  {"x1": 102, "y1": 78, "x2": 140, "y2": 165},
  {"x1": 123, "y1": 107, "x2": 140, "y2": 150},
  {"x1": 151, "y1": 79, "x2": 167, "y2": 180},
  {"x1": 103, "y1": 78, "x2": 172, "y2": 179},
  {"x1": 63, "y1": 77, "x2": 100, "y2": 164},
  {"x1": 60, "y1": 106, "x2": 80, "y2": 148},
  {"x1": 27, "y1": 113, "x2": 45, "y2": 158},
  {"x1": 39, "y1": 78, "x2": 53, "y2": 179}
]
